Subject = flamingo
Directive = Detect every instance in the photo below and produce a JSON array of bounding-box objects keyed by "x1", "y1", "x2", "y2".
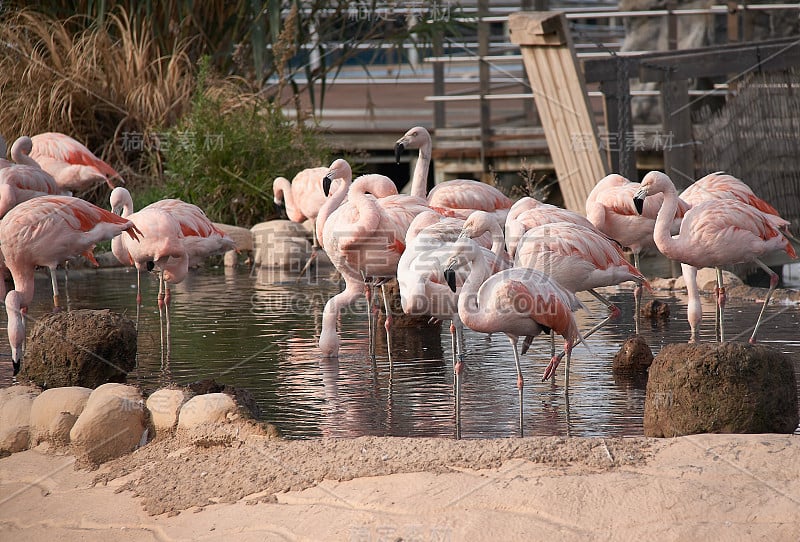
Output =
[
  {"x1": 633, "y1": 170, "x2": 796, "y2": 343},
  {"x1": 110, "y1": 187, "x2": 236, "y2": 305},
  {"x1": 29, "y1": 132, "x2": 122, "y2": 193},
  {"x1": 319, "y1": 167, "x2": 429, "y2": 360},
  {"x1": 0, "y1": 138, "x2": 65, "y2": 218},
  {"x1": 0, "y1": 195, "x2": 141, "y2": 312},
  {"x1": 394, "y1": 126, "x2": 513, "y2": 222},
  {"x1": 505, "y1": 196, "x2": 599, "y2": 259},
  {"x1": 514, "y1": 221, "x2": 649, "y2": 360},
  {"x1": 676, "y1": 171, "x2": 794, "y2": 342},
  {"x1": 444, "y1": 235, "x2": 581, "y2": 436},
  {"x1": 5, "y1": 290, "x2": 25, "y2": 376}
]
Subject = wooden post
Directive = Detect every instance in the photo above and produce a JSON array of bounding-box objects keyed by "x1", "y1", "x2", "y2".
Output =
[
  {"x1": 509, "y1": 12, "x2": 609, "y2": 213},
  {"x1": 432, "y1": 34, "x2": 446, "y2": 130},
  {"x1": 666, "y1": 0, "x2": 678, "y2": 50},
  {"x1": 727, "y1": 0, "x2": 740, "y2": 43},
  {"x1": 478, "y1": 0, "x2": 491, "y2": 179},
  {"x1": 661, "y1": 77, "x2": 695, "y2": 189},
  {"x1": 599, "y1": 62, "x2": 636, "y2": 181}
]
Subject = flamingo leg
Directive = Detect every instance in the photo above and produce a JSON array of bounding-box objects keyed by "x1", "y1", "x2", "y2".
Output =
[
  {"x1": 716, "y1": 267, "x2": 726, "y2": 342},
  {"x1": 380, "y1": 283, "x2": 394, "y2": 370},
  {"x1": 509, "y1": 336, "x2": 524, "y2": 438},
  {"x1": 48, "y1": 266, "x2": 61, "y2": 311},
  {"x1": 363, "y1": 278, "x2": 376, "y2": 361},
  {"x1": 451, "y1": 317, "x2": 464, "y2": 440},
  {"x1": 157, "y1": 273, "x2": 166, "y2": 368},
  {"x1": 296, "y1": 231, "x2": 318, "y2": 281},
  {"x1": 633, "y1": 252, "x2": 642, "y2": 335},
  {"x1": 749, "y1": 258, "x2": 779, "y2": 344},
  {"x1": 136, "y1": 269, "x2": 142, "y2": 306}
]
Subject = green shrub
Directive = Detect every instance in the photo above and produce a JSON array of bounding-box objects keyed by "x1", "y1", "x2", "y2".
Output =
[{"x1": 154, "y1": 60, "x2": 331, "y2": 227}]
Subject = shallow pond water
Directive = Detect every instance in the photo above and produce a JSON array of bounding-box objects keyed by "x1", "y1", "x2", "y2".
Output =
[{"x1": 1, "y1": 262, "x2": 798, "y2": 439}]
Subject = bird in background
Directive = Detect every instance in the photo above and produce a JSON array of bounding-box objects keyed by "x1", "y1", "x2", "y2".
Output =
[
  {"x1": 504, "y1": 196, "x2": 599, "y2": 260},
  {"x1": 29, "y1": 132, "x2": 122, "y2": 193},
  {"x1": 0, "y1": 137, "x2": 65, "y2": 218},
  {"x1": 633, "y1": 170, "x2": 796, "y2": 343},
  {"x1": 394, "y1": 126, "x2": 513, "y2": 223},
  {"x1": 676, "y1": 171, "x2": 795, "y2": 342},
  {"x1": 444, "y1": 234, "x2": 581, "y2": 437}
]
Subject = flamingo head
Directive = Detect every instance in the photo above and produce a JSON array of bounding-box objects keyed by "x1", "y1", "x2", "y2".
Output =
[
  {"x1": 635, "y1": 171, "x2": 675, "y2": 215},
  {"x1": 394, "y1": 126, "x2": 431, "y2": 164}
]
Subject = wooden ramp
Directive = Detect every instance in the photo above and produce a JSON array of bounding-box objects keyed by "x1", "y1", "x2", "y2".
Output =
[{"x1": 509, "y1": 12, "x2": 608, "y2": 213}]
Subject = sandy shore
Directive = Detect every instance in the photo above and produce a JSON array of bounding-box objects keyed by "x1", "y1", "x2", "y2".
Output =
[{"x1": 1, "y1": 431, "x2": 799, "y2": 541}]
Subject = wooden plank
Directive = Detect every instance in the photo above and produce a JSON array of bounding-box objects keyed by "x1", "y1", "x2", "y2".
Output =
[
  {"x1": 510, "y1": 11, "x2": 608, "y2": 212},
  {"x1": 508, "y1": 11, "x2": 566, "y2": 41},
  {"x1": 661, "y1": 78, "x2": 695, "y2": 189}
]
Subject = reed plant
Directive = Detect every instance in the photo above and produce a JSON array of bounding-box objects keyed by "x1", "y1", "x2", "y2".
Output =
[{"x1": 0, "y1": 9, "x2": 194, "y2": 184}]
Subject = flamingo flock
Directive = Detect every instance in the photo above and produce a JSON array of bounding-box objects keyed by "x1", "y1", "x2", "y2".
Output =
[
  {"x1": 1, "y1": 124, "x2": 796, "y2": 440},
  {"x1": 0, "y1": 131, "x2": 237, "y2": 376}
]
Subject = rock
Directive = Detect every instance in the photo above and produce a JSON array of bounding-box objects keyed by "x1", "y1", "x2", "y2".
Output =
[
  {"x1": 644, "y1": 343, "x2": 798, "y2": 437},
  {"x1": 21, "y1": 310, "x2": 137, "y2": 388},
  {"x1": 612, "y1": 335, "x2": 654, "y2": 373},
  {"x1": 674, "y1": 268, "x2": 743, "y2": 292},
  {"x1": 187, "y1": 379, "x2": 261, "y2": 419},
  {"x1": 177, "y1": 393, "x2": 239, "y2": 430},
  {"x1": 648, "y1": 277, "x2": 677, "y2": 291},
  {"x1": 639, "y1": 299, "x2": 670, "y2": 320},
  {"x1": 146, "y1": 388, "x2": 189, "y2": 434},
  {"x1": 69, "y1": 383, "x2": 148, "y2": 464},
  {"x1": 0, "y1": 386, "x2": 39, "y2": 454},
  {"x1": 29, "y1": 387, "x2": 92, "y2": 446},
  {"x1": 251, "y1": 220, "x2": 312, "y2": 270}
]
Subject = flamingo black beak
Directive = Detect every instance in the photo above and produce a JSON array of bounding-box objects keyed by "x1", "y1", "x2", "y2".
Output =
[
  {"x1": 394, "y1": 142, "x2": 405, "y2": 164},
  {"x1": 275, "y1": 200, "x2": 287, "y2": 218},
  {"x1": 146, "y1": 260, "x2": 155, "y2": 272},
  {"x1": 444, "y1": 266, "x2": 457, "y2": 293},
  {"x1": 12, "y1": 357, "x2": 21, "y2": 376},
  {"x1": 323, "y1": 174, "x2": 334, "y2": 196},
  {"x1": 633, "y1": 188, "x2": 647, "y2": 215}
]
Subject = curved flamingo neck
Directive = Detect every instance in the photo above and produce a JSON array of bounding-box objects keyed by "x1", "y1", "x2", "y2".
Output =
[
  {"x1": 455, "y1": 241, "x2": 492, "y2": 331},
  {"x1": 409, "y1": 133, "x2": 432, "y2": 200},
  {"x1": 10, "y1": 137, "x2": 39, "y2": 168},
  {"x1": 273, "y1": 177, "x2": 304, "y2": 222},
  {"x1": 315, "y1": 176, "x2": 351, "y2": 248},
  {"x1": 652, "y1": 182, "x2": 681, "y2": 260}
]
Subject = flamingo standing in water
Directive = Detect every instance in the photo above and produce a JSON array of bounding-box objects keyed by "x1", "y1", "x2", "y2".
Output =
[
  {"x1": 633, "y1": 170, "x2": 796, "y2": 343},
  {"x1": 444, "y1": 234, "x2": 580, "y2": 437},
  {"x1": 505, "y1": 196, "x2": 599, "y2": 259},
  {"x1": 394, "y1": 126, "x2": 513, "y2": 222},
  {"x1": 111, "y1": 187, "x2": 235, "y2": 305},
  {"x1": 514, "y1": 221, "x2": 649, "y2": 364},
  {"x1": 676, "y1": 171, "x2": 794, "y2": 342},
  {"x1": 29, "y1": 132, "x2": 122, "y2": 193},
  {"x1": 319, "y1": 164, "x2": 429, "y2": 360},
  {"x1": 0, "y1": 195, "x2": 140, "y2": 311}
]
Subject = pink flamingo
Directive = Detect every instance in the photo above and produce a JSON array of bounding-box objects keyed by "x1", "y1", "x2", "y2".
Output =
[
  {"x1": 634, "y1": 170, "x2": 796, "y2": 343},
  {"x1": 676, "y1": 171, "x2": 794, "y2": 341},
  {"x1": 5, "y1": 290, "x2": 25, "y2": 376},
  {"x1": 505, "y1": 196, "x2": 599, "y2": 259},
  {"x1": 111, "y1": 187, "x2": 235, "y2": 305},
  {"x1": 29, "y1": 132, "x2": 121, "y2": 193},
  {"x1": 444, "y1": 235, "x2": 580, "y2": 436},
  {"x1": 319, "y1": 167, "x2": 429, "y2": 360},
  {"x1": 0, "y1": 195, "x2": 140, "y2": 312},
  {"x1": 272, "y1": 167, "x2": 330, "y2": 223},
  {"x1": 0, "y1": 137, "x2": 65, "y2": 218},
  {"x1": 515, "y1": 221, "x2": 649, "y2": 361},
  {"x1": 586, "y1": 173, "x2": 691, "y2": 327},
  {"x1": 394, "y1": 126, "x2": 512, "y2": 221}
]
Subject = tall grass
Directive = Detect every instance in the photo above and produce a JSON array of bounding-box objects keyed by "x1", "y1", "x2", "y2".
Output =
[{"x1": 0, "y1": 9, "x2": 194, "y2": 181}]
